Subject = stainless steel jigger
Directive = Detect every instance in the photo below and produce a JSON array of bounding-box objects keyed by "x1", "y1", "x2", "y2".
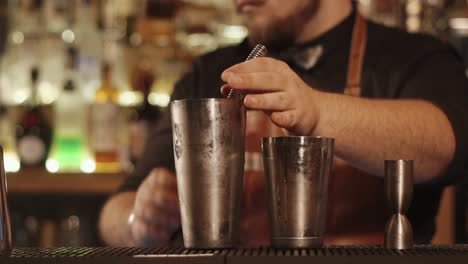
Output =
[
  {"x1": 0, "y1": 146, "x2": 12, "y2": 252},
  {"x1": 384, "y1": 159, "x2": 413, "y2": 250}
]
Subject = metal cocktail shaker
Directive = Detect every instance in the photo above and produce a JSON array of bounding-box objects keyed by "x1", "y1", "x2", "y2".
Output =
[
  {"x1": 384, "y1": 159, "x2": 413, "y2": 249},
  {"x1": 262, "y1": 136, "x2": 334, "y2": 248},
  {"x1": 171, "y1": 98, "x2": 245, "y2": 249},
  {"x1": 0, "y1": 146, "x2": 12, "y2": 252}
]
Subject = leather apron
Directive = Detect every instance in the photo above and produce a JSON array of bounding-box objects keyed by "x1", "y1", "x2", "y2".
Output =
[{"x1": 240, "y1": 13, "x2": 388, "y2": 246}]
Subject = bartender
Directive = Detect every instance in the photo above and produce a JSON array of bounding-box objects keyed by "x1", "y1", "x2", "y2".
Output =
[{"x1": 99, "y1": 0, "x2": 468, "y2": 246}]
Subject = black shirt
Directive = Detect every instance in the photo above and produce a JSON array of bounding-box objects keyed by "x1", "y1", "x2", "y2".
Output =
[{"x1": 119, "y1": 12, "x2": 468, "y2": 243}]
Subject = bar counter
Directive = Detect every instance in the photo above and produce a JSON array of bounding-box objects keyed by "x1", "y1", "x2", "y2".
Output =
[
  {"x1": 7, "y1": 168, "x2": 126, "y2": 194},
  {"x1": 1, "y1": 245, "x2": 468, "y2": 264}
]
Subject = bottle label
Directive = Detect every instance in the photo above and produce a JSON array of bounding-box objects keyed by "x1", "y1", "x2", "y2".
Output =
[
  {"x1": 18, "y1": 135, "x2": 46, "y2": 165},
  {"x1": 91, "y1": 102, "x2": 119, "y2": 152}
]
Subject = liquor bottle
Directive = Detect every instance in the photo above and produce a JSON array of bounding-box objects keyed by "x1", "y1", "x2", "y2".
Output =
[
  {"x1": 47, "y1": 46, "x2": 89, "y2": 172},
  {"x1": 13, "y1": 0, "x2": 43, "y2": 35},
  {"x1": 47, "y1": 80, "x2": 87, "y2": 173},
  {"x1": 90, "y1": 63, "x2": 121, "y2": 172},
  {"x1": 128, "y1": 68, "x2": 160, "y2": 165},
  {"x1": 10, "y1": 213, "x2": 39, "y2": 247},
  {"x1": 16, "y1": 67, "x2": 53, "y2": 168},
  {"x1": 0, "y1": 0, "x2": 7, "y2": 55},
  {"x1": 73, "y1": 0, "x2": 102, "y2": 102},
  {"x1": 43, "y1": 0, "x2": 70, "y2": 34},
  {"x1": 0, "y1": 105, "x2": 20, "y2": 172}
]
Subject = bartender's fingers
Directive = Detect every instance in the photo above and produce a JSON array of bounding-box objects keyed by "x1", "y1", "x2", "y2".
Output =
[
  {"x1": 223, "y1": 57, "x2": 289, "y2": 74},
  {"x1": 220, "y1": 84, "x2": 231, "y2": 97},
  {"x1": 133, "y1": 203, "x2": 180, "y2": 230},
  {"x1": 134, "y1": 187, "x2": 180, "y2": 219},
  {"x1": 220, "y1": 84, "x2": 269, "y2": 97},
  {"x1": 222, "y1": 72, "x2": 289, "y2": 92},
  {"x1": 131, "y1": 218, "x2": 172, "y2": 247},
  {"x1": 136, "y1": 181, "x2": 178, "y2": 208},
  {"x1": 147, "y1": 167, "x2": 178, "y2": 189},
  {"x1": 152, "y1": 189, "x2": 180, "y2": 214},
  {"x1": 135, "y1": 191, "x2": 179, "y2": 221},
  {"x1": 270, "y1": 110, "x2": 300, "y2": 130},
  {"x1": 244, "y1": 92, "x2": 293, "y2": 111}
]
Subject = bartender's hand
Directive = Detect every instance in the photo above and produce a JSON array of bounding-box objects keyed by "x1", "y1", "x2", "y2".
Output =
[
  {"x1": 221, "y1": 57, "x2": 320, "y2": 136},
  {"x1": 130, "y1": 167, "x2": 180, "y2": 246}
]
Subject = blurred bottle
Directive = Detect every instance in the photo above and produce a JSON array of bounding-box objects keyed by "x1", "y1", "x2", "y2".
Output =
[
  {"x1": 1, "y1": 0, "x2": 44, "y2": 106},
  {"x1": 128, "y1": 68, "x2": 160, "y2": 165},
  {"x1": 74, "y1": 0, "x2": 102, "y2": 102},
  {"x1": 0, "y1": 104, "x2": 20, "y2": 172},
  {"x1": 90, "y1": 63, "x2": 120, "y2": 173},
  {"x1": 39, "y1": 219, "x2": 57, "y2": 247},
  {"x1": 47, "y1": 47, "x2": 90, "y2": 173},
  {"x1": 11, "y1": 214, "x2": 40, "y2": 247},
  {"x1": 43, "y1": 0, "x2": 70, "y2": 34},
  {"x1": 358, "y1": 0, "x2": 403, "y2": 28},
  {"x1": 16, "y1": 67, "x2": 53, "y2": 168},
  {"x1": 0, "y1": 0, "x2": 8, "y2": 55},
  {"x1": 12, "y1": 0, "x2": 43, "y2": 35},
  {"x1": 448, "y1": 1, "x2": 468, "y2": 74},
  {"x1": 57, "y1": 215, "x2": 81, "y2": 246}
]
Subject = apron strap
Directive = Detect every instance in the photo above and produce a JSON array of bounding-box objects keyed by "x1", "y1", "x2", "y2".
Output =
[{"x1": 344, "y1": 13, "x2": 367, "y2": 97}]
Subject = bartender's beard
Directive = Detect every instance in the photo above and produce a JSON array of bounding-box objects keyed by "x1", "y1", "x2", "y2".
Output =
[{"x1": 243, "y1": 1, "x2": 319, "y2": 53}]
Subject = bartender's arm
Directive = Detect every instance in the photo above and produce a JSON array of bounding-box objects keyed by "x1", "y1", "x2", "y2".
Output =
[{"x1": 221, "y1": 57, "x2": 460, "y2": 183}]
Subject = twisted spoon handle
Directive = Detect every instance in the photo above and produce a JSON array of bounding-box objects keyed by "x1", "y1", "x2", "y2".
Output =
[{"x1": 227, "y1": 44, "x2": 268, "y2": 99}]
